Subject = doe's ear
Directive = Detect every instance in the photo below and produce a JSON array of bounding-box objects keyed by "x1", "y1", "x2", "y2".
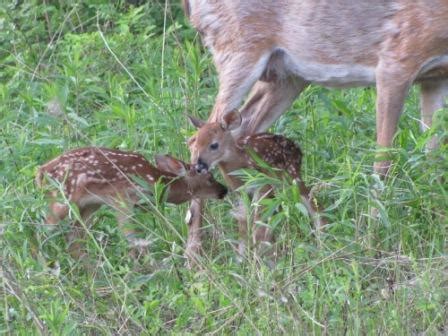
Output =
[
  {"x1": 187, "y1": 115, "x2": 206, "y2": 129},
  {"x1": 220, "y1": 109, "x2": 242, "y2": 131},
  {"x1": 155, "y1": 155, "x2": 188, "y2": 176}
]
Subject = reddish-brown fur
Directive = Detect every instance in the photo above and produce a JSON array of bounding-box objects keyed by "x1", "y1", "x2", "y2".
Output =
[
  {"x1": 237, "y1": 133, "x2": 303, "y2": 178},
  {"x1": 188, "y1": 111, "x2": 325, "y2": 254},
  {"x1": 37, "y1": 147, "x2": 227, "y2": 256}
]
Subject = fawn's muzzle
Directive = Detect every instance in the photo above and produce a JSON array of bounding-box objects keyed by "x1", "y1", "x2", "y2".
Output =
[{"x1": 196, "y1": 158, "x2": 208, "y2": 173}]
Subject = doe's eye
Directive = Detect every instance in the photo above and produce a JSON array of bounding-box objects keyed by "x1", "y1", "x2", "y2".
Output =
[{"x1": 210, "y1": 143, "x2": 219, "y2": 150}]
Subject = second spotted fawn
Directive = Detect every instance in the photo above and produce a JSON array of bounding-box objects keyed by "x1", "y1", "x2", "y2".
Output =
[
  {"x1": 188, "y1": 110, "x2": 326, "y2": 253},
  {"x1": 36, "y1": 147, "x2": 227, "y2": 256}
]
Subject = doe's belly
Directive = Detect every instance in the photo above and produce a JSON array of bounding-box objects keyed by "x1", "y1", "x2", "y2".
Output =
[{"x1": 284, "y1": 53, "x2": 376, "y2": 88}]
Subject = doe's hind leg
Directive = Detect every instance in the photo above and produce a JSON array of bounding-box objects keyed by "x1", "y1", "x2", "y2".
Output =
[{"x1": 420, "y1": 79, "x2": 448, "y2": 151}]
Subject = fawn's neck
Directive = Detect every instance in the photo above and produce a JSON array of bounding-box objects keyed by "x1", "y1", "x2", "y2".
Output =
[
  {"x1": 219, "y1": 137, "x2": 250, "y2": 172},
  {"x1": 217, "y1": 138, "x2": 252, "y2": 191},
  {"x1": 139, "y1": 165, "x2": 190, "y2": 204},
  {"x1": 164, "y1": 178, "x2": 191, "y2": 204}
]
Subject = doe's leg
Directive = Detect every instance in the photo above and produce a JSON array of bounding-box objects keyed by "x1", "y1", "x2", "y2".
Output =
[
  {"x1": 374, "y1": 62, "x2": 415, "y2": 177},
  {"x1": 238, "y1": 78, "x2": 307, "y2": 137},
  {"x1": 209, "y1": 51, "x2": 272, "y2": 122},
  {"x1": 420, "y1": 79, "x2": 448, "y2": 151}
]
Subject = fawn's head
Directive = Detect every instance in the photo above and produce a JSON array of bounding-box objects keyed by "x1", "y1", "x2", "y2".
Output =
[
  {"x1": 155, "y1": 154, "x2": 227, "y2": 201},
  {"x1": 188, "y1": 110, "x2": 242, "y2": 173}
]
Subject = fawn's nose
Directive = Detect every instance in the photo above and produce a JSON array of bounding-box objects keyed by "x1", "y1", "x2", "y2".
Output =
[{"x1": 196, "y1": 158, "x2": 208, "y2": 174}]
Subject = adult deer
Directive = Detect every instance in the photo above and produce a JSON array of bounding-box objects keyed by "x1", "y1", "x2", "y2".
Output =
[
  {"x1": 184, "y1": 0, "x2": 448, "y2": 175},
  {"x1": 183, "y1": 0, "x2": 448, "y2": 257},
  {"x1": 36, "y1": 147, "x2": 227, "y2": 257}
]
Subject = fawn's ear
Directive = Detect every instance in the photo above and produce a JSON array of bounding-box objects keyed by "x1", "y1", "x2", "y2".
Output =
[
  {"x1": 155, "y1": 155, "x2": 188, "y2": 176},
  {"x1": 187, "y1": 135, "x2": 196, "y2": 147},
  {"x1": 187, "y1": 115, "x2": 206, "y2": 129},
  {"x1": 220, "y1": 109, "x2": 242, "y2": 131}
]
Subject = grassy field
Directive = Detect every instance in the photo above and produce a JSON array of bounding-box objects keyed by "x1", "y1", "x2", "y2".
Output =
[{"x1": 1, "y1": 1, "x2": 447, "y2": 334}]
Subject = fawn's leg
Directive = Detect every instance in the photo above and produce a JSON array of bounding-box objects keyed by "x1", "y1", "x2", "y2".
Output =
[
  {"x1": 45, "y1": 202, "x2": 69, "y2": 226},
  {"x1": 296, "y1": 179, "x2": 327, "y2": 230},
  {"x1": 67, "y1": 204, "x2": 100, "y2": 259},
  {"x1": 113, "y1": 200, "x2": 150, "y2": 256},
  {"x1": 44, "y1": 191, "x2": 69, "y2": 226},
  {"x1": 217, "y1": 165, "x2": 251, "y2": 257},
  {"x1": 252, "y1": 185, "x2": 275, "y2": 247},
  {"x1": 185, "y1": 198, "x2": 204, "y2": 267},
  {"x1": 230, "y1": 199, "x2": 249, "y2": 257}
]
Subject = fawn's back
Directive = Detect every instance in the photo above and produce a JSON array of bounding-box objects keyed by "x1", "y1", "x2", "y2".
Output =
[
  {"x1": 36, "y1": 147, "x2": 161, "y2": 202},
  {"x1": 238, "y1": 133, "x2": 303, "y2": 179}
]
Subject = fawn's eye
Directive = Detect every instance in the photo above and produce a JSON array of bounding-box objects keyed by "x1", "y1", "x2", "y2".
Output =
[{"x1": 210, "y1": 143, "x2": 219, "y2": 150}]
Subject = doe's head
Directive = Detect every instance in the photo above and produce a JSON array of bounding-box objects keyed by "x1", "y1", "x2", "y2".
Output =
[{"x1": 187, "y1": 110, "x2": 242, "y2": 173}]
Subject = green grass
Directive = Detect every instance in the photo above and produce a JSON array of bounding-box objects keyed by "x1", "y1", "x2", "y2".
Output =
[{"x1": 1, "y1": 1, "x2": 447, "y2": 334}]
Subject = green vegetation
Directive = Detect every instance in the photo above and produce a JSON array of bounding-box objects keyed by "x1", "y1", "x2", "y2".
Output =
[{"x1": 1, "y1": 1, "x2": 447, "y2": 334}]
